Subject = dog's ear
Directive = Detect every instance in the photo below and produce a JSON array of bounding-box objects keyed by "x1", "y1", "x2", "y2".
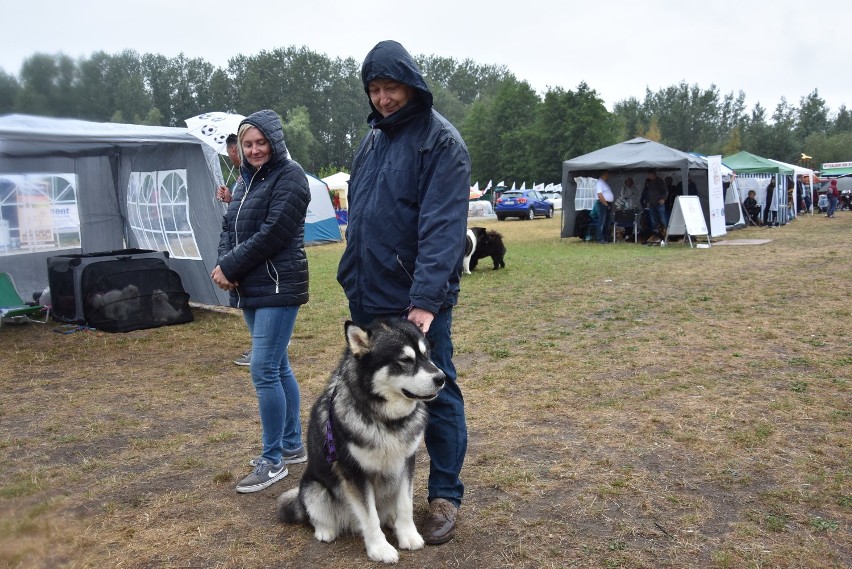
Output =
[{"x1": 344, "y1": 320, "x2": 372, "y2": 357}]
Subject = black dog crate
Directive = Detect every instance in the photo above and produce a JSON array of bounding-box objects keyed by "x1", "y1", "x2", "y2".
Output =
[{"x1": 47, "y1": 248, "x2": 193, "y2": 332}]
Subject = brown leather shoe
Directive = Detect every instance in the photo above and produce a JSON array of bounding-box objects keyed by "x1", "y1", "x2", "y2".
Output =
[{"x1": 422, "y1": 498, "x2": 458, "y2": 545}]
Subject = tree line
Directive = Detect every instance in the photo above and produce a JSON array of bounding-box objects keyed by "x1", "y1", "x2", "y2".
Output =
[{"x1": 1, "y1": 48, "x2": 850, "y2": 182}]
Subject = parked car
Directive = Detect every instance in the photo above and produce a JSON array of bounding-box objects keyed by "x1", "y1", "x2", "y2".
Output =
[
  {"x1": 495, "y1": 189, "x2": 554, "y2": 220},
  {"x1": 541, "y1": 190, "x2": 563, "y2": 210}
]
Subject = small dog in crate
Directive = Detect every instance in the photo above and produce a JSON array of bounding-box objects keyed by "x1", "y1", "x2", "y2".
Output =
[
  {"x1": 151, "y1": 289, "x2": 182, "y2": 322},
  {"x1": 91, "y1": 284, "x2": 141, "y2": 321}
]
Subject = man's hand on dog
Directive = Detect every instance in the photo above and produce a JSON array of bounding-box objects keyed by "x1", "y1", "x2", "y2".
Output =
[{"x1": 407, "y1": 307, "x2": 433, "y2": 334}]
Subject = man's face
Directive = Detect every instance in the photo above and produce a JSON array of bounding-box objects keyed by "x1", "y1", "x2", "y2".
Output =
[
  {"x1": 227, "y1": 143, "x2": 240, "y2": 167},
  {"x1": 368, "y1": 79, "x2": 415, "y2": 118},
  {"x1": 625, "y1": 178, "x2": 634, "y2": 188}
]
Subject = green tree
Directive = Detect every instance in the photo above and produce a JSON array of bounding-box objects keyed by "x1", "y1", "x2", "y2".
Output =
[
  {"x1": 644, "y1": 116, "x2": 662, "y2": 141},
  {"x1": 15, "y1": 53, "x2": 78, "y2": 116},
  {"x1": 722, "y1": 126, "x2": 742, "y2": 156},
  {"x1": 612, "y1": 96, "x2": 646, "y2": 140},
  {"x1": 796, "y1": 90, "x2": 829, "y2": 142},
  {"x1": 766, "y1": 97, "x2": 798, "y2": 162},
  {"x1": 741, "y1": 103, "x2": 772, "y2": 155},
  {"x1": 77, "y1": 51, "x2": 152, "y2": 123},
  {"x1": 0, "y1": 70, "x2": 20, "y2": 113},
  {"x1": 282, "y1": 106, "x2": 320, "y2": 172},
  {"x1": 830, "y1": 105, "x2": 852, "y2": 135},
  {"x1": 532, "y1": 83, "x2": 617, "y2": 181},
  {"x1": 803, "y1": 132, "x2": 852, "y2": 166}
]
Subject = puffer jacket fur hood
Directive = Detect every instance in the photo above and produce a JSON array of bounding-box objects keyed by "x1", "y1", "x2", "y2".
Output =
[{"x1": 217, "y1": 109, "x2": 310, "y2": 309}]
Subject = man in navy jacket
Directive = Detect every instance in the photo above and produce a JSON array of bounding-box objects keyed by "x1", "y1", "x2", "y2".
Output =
[{"x1": 337, "y1": 40, "x2": 470, "y2": 545}]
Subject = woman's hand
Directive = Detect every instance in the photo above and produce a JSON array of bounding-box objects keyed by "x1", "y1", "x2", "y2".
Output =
[{"x1": 211, "y1": 265, "x2": 236, "y2": 291}]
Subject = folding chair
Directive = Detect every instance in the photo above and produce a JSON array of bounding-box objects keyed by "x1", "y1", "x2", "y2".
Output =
[{"x1": 0, "y1": 272, "x2": 49, "y2": 327}]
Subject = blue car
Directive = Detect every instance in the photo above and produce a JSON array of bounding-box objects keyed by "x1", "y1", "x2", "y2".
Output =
[{"x1": 495, "y1": 189, "x2": 554, "y2": 221}]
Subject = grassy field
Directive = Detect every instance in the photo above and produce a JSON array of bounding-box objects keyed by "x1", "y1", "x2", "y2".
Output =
[{"x1": 1, "y1": 212, "x2": 849, "y2": 568}]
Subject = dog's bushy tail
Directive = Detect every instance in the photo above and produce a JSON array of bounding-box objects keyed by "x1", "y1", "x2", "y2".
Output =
[{"x1": 276, "y1": 488, "x2": 306, "y2": 524}]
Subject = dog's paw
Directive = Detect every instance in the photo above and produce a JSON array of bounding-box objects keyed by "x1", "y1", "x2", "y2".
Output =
[
  {"x1": 366, "y1": 539, "x2": 399, "y2": 564},
  {"x1": 313, "y1": 525, "x2": 338, "y2": 543},
  {"x1": 396, "y1": 528, "x2": 424, "y2": 550}
]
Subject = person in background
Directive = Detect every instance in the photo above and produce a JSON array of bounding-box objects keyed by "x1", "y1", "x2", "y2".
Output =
[
  {"x1": 645, "y1": 169, "x2": 668, "y2": 236},
  {"x1": 743, "y1": 190, "x2": 761, "y2": 225},
  {"x1": 800, "y1": 177, "x2": 811, "y2": 214},
  {"x1": 212, "y1": 110, "x2": 311, "y2": 493},
  {"x1": 616, "y1": 176, "x2": 638, "y2": 211},
  {"x1": 764, "y1": 179, "x2": 777, "y2": 226},
  {"x1": 664, "y1": 175, "x2": 678, "y2": 216},
  {"x1": 215, "y1": 134, "x2": 252, "y2": 366},
  {"x1": 337, "y1": 40, "x2": 469, "y2": 545},
  {"x1": 826, "y1": 178, "x2": 839, "y2": 218},
  {"x1": 216, "y1": 134, "x2": 242, "y2": 204},
  {"x1": 592, "y1": 170, "x2": 614, "y2": 243}
]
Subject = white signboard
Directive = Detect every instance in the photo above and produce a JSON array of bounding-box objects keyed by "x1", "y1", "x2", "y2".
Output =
[
  {"x1": 823, "y1": 161, "x2": 852, "y2": 169},
  {"x1": 667, "y1": 195, "x2": 710, "y2": 247},
  {"x1": 706, "y1": 155, "x2": 727, "y2": 238}
]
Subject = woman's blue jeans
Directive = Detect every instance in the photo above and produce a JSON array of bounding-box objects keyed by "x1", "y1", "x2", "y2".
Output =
[
  {"x1": 243, "y1": 305, "x2": 302, "y2": 464},
  {"x1": 349, "y1": 304, "x2": 467, "y2": 508}
]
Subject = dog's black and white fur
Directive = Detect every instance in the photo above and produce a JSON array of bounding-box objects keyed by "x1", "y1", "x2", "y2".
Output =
[
  {"x1": 277, "y1": 319, "x2": 445, "y2": 564},
  {"x1": 465, "y1": 227, "x2": 506, "y2": 272},
  {"x1": 462, "y1": 229, "x2": 478, "y2": 274}
]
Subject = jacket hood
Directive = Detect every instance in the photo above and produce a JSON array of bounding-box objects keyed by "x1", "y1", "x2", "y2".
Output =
[
  {"x1": 239, "y1": 109, "x2": 288, "y2": 169},
  {"x1": 361, "y1": 40, "x2": 433, "y2": 115}
]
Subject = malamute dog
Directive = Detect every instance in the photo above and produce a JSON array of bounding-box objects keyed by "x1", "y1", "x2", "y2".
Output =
[{"x1": 277, "y1": 319, "x2": 445, "y2": 564}]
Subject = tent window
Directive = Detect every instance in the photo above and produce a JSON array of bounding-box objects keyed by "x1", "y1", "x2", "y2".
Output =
[
  {"x1": 127, "y1": 169, "x2": 201, "y2": 260},
  {"x1": 0, "y1": 173, "x2": 80, "y2": 255},
  {"x1": 574, "y1": 177, "x2": 597, "y2": 211}
]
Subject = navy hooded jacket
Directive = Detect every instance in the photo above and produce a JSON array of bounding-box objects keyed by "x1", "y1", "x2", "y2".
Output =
[
  {"x1": 217, "y1": 109, "x2": 310, "y2": 309},
  {"x1": 337, "y1": 40, "x2": 471, "y2": 315}
]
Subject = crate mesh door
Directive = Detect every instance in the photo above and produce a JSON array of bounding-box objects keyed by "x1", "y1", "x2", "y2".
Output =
[{"x1": 81, "y1": 258, "x2": 193, "y2": 332}]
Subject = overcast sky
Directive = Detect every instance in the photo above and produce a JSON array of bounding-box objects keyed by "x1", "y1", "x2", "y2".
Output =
[{"x1": 2, "y1": 0, "x2": 849, "y2": 115}]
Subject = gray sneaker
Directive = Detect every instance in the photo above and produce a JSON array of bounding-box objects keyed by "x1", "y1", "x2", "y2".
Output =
[
  {"x1": 235, "y1": 458, "x2": 287, "y2": 493},
  {"x1": 249, "y1": 446, "x2": 307, "y2": 467},
  {"x1": 233, "y1": 351, "x2": 251, "y2": 366}
]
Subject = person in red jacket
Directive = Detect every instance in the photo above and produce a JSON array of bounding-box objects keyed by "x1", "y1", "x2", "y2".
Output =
[{"x1": 826, "y1": 179, "x2": 840, "y2": 218}]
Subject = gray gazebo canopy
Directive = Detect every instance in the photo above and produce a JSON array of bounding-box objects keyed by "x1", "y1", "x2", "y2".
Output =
[{"x1": 560, "y1": 137, "x2": 708, "y2": 238}]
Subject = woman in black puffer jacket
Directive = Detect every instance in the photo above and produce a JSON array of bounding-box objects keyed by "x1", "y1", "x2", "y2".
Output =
[{"x1": 212, "y1": 109, "x2": 311, "y2": 493}]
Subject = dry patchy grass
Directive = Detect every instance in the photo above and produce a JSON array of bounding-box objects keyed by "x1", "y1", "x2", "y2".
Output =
[{"x1": 1, "y1": 212, "x2": 850, "y2": 568}]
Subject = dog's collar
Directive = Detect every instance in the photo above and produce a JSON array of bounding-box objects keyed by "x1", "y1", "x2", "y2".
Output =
[{"x1": 324, "y1": 386, "x2": 338, "y2": 463}]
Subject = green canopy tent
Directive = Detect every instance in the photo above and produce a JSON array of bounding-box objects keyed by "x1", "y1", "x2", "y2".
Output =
[{"x1": 723, "y1": 151, "x2": 795, "y2": 225}]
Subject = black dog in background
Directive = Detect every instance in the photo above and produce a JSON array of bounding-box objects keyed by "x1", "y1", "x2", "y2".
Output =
[{"x1": 467, "y1": 227, "x2": 506, "y2": 271}]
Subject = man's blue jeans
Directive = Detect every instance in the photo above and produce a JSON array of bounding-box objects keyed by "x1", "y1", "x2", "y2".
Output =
[
  {"x1": 591, "y1": 201, "x2": 611, "y2": 242},
  {"x1": 648, "y1": 202, "x2": 668, "y2": 231},
  {"x1": 243, "y1": 305, "x2": 302, "y2": 464},
  {"x1": 827, "y1": 196, "x2": 839, "y2": 217},
  {"x1": 349, "y1": 304, "x2": 467, "y2": 508}
]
